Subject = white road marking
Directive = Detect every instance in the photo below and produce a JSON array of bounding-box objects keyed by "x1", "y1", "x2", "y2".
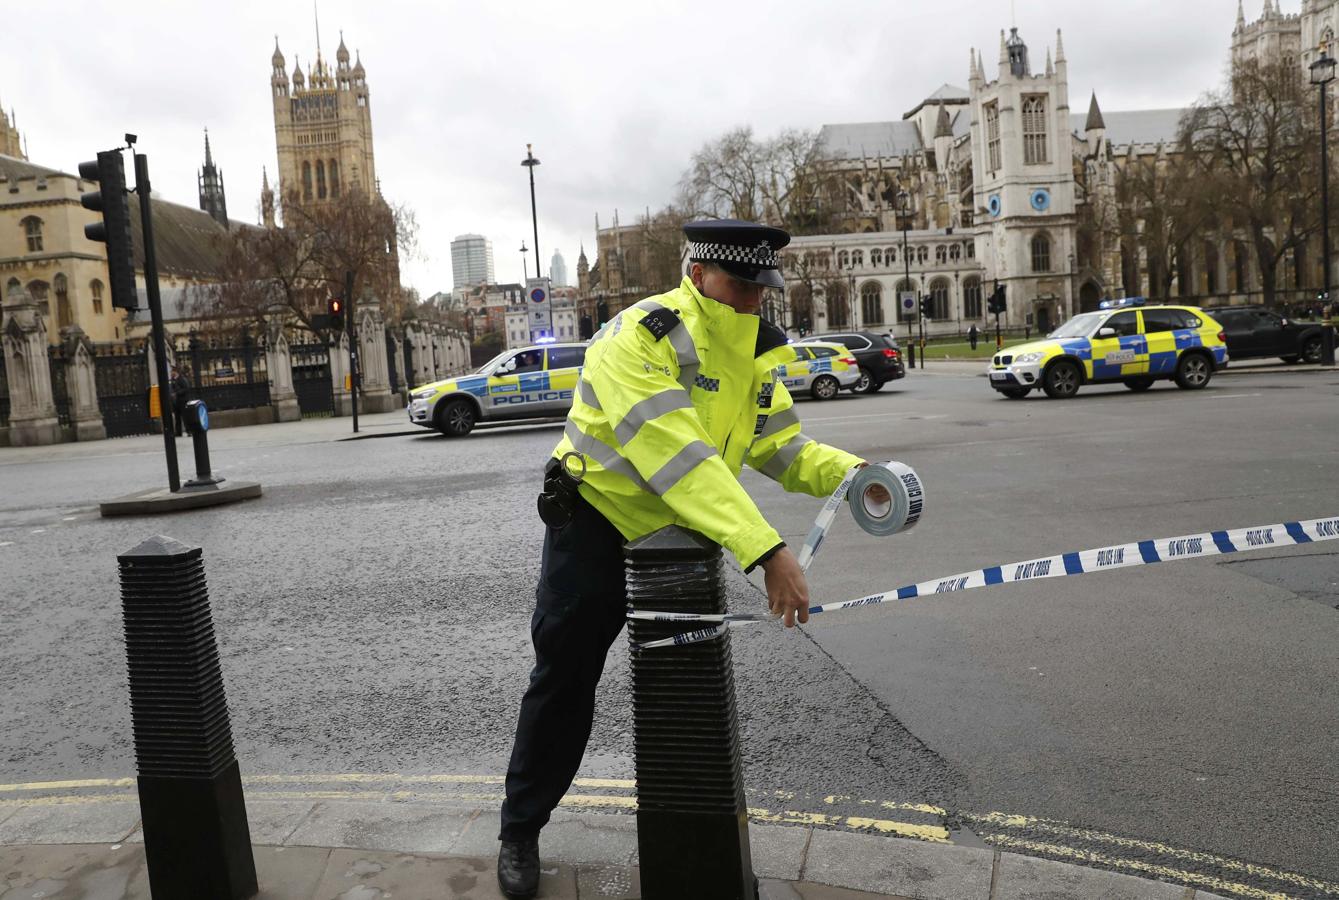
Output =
[
  {"x1": 0, "y1": 542, "x2": 13, "y2": 548},
  {"x1": 1207, "y1": 393, "x2": 1262, "y2": 400},
  {"x1": 806, "y1": 412, "x2": 948, "y2": 424}
]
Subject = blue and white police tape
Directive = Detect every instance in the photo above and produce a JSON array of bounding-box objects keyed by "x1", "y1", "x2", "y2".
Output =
[{"x1": 627, "y1": 515, "x2": 1339, "y2": 651}]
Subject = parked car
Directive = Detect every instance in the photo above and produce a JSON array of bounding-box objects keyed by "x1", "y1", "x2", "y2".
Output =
[
  {"x1": 1202, "y1": 305, "x2": 1330, "y2": 365},
  {"x1": 798, "y1": 331, "x2": 905, "y2": 393},
  {"x1": 776, "y1": 341, "x2": 861, "y2": 400}
]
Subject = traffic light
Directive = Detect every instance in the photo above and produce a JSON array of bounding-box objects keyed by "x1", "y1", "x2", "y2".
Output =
[
  {"x1": 987, "y1": 284, "x2": 1008, "y2": 315},
  {"x1": 78, "y1": 150, "x2": 138, "y2": 310},
  {"x1": 329, "y1": 296, "x2": 345, "y2": 331},
  {"x1": 919, "y1": 294, "x2": 933, "y2": 320}
]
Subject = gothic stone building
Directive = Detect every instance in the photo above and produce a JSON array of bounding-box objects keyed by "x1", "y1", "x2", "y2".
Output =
[{"x1": 781, "y1": 8, "x2": 1332, "y2": 339}]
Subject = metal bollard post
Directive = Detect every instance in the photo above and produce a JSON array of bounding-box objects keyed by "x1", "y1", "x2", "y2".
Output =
[
  {"x1": 117, "y1": 535, "x2": 257, "y2": 900},
  {"x1": 183, "y1": 399, "x2": 225, "y2": 488},
  {"x1": 626, "y1": 526, "x2": 755, "y2": 900},
  {"x1": 907, "y1": 341, "x2": 917, "y2": 369}
]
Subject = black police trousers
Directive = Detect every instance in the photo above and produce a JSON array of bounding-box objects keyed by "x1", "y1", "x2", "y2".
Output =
[{"x1": 499, "y1": 493, "x2": 627, "y2": 841}]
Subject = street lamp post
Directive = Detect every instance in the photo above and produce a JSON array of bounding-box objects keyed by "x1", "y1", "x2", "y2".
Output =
[
  {"x1": 897, "y1": 190, "x2": 915, "y2": 368},
  {"x1": 1311, "y1": 47, "x2": 1337, "y2": 365},
  {"x1": 520, "y1": 241, "x2": 529, "y2": 283},
  {"x1": 521, "y1": 144, "x2": 552, "y2": 337},
  {"x1": 846, "y1": 262, "x2": 857, "y2": 329}
]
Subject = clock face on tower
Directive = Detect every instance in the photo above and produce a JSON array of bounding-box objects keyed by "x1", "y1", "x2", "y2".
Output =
[
  {"x1": 1030, "y1": 188, "x2": 1051, "y2": 212},
  {"x1": 987, "y1": 194, "x2": 1002, "y2": 217}
]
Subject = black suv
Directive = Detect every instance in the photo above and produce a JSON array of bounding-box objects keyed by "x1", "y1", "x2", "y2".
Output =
[
  {"x1": 1204, "y1": 306, "x2": 1331, "y2": 365},
  {"x1": 799, "y1": 331, "x2": 905, "y2": 393}
]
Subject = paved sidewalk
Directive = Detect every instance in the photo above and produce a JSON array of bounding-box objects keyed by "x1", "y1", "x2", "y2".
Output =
[
  {"x1": 920, "y1": 358, "x2": 1339, "y2": 377},
  {"x1": 0, "y1": 793, "x2": 1228, "y2": 899}
]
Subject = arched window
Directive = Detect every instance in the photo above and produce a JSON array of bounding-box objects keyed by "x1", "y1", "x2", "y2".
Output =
[
  {"x1": 965, "y1": 241, "x2": 975, "y2": 259},
  {"x1": 963, "y1": 277, "x2": 983, "y2": 318},
  {"x1": 1233, "y1": 241, "x2": 1248, "y2": 292},
  {"x1": 870, "y1": 248, "x2": 883, "y2": 266},
  {"x1": 949, "y1": 243, "x2": 962, "y2": 262},
  {"x1": 916, "y1": 245, "x2": 928, "y2": 265},
  {"x1": 316, "y1": 160, "x2": 327, "y2": 199},
  {"x1": 21, "y1": 216, "x2": 43, "y2": 253},
  {"x1": 329, "y1": 159, "x2": 340, "y2": 197},
  {"x1": 837, "y1": 250, "x2": 849, "y2": 268},
  {"x1": 1203, "y1": 242, "x2": 1219, "y2": 295},
  {"x1": 929, "y1": 277, "x2": 951, "y2": 320},
  {"x1": 1176, "y1": 247, "x2": 1193, "y2": 297},
  {"x1": 1022, "y1": 95, "x2": 1048, "y2": 164},
  {"x1": 825, "y1": 285, "x2": 849, "y2": 328},
  {"x1": 852, "y1": 249, "x2": 864, "y2": 267},
  {"x1": 302, "y1": 161, "x2": 313, "y2": 200},
  {"x1": 7, "y1": 277, "x2": 20, "y2": 300},
  {"x1": 935, "y1": 245, "x2": 947, "y2": 265},
  {"x1": 895, "y1": 278, "x2": 917, "y2": 322},
  {"x1": 91, "y1": 279, "x2": 105, "y2": 315},
  {"x1": 885, "y1": 247, "x2": 897, "y2": 264},
  {"x1": 54, "y1": 274, "x2": 71, "y2": 329},
  {"x1": 860, "y1": 282, "x2": 884, "y2": 326},
  {"x1": 1031, "y1": 232, "x2": 1051, "y2": 273}
]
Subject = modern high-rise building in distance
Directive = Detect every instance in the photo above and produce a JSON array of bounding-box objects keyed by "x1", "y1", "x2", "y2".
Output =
[
  {"x1": 550, "y1": 249, "x2": 568, "y2": 287},
  {"x1": 451, "y1": 234, "x2": 495, "y2": 288}
]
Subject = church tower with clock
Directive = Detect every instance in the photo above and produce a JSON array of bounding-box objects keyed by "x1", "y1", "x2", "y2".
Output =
[{"x1": 968, "y1": 27, "x2": 1077, "y2": 332}]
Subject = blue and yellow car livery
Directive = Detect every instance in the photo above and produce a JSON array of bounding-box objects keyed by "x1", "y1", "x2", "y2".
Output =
[
  {"x1": 988, "y1": 299, "x2": 1228, "y2": 399},
  {"x1": 774, "y1": 341, "x2": 861, "y2": 400},
  {"x1": 407, "y1": 342, "x2": 587, "y2": 435}
]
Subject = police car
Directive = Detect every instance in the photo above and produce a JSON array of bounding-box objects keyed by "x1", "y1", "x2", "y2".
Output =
[
  {"x1": 775, "y1": 341, "x2": 861, "y2": 400},
  {"x1": 988, "y1": 298, "x2": 1229, "y2": 399},
  {"x1": 407, "y1": 342, "x2": 586, "y2": 436}
]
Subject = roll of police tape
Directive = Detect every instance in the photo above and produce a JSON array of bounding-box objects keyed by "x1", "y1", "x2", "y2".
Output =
[
  {"x1": 795, "y1": 462, "x2": 922, "y2": 573},
  {"x1": 627, "y1": 514, "x2": 1339, "y2": 651}
]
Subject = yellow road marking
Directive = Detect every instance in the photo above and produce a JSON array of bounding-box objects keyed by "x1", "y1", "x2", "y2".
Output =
[
  {"x1": 970, "y1": 811, "x2": 1339, "y2": 895},
  {"x1": 985, "y1": 835, "x2": 1293, "y2": 900},
  {"x1": 0, "y1": 778, "x2": 134, "y2": 793}
]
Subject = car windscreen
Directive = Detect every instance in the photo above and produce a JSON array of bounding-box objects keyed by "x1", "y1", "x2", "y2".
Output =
[
  {"x1": 475, "y1": 351, "x2": 508, "y2": 374},
  {"x1": 1048, "y1": 312, "x2": 1105, "y2": 339}
]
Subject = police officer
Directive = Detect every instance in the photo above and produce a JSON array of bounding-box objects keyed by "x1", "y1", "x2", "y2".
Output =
[{"x1": 497, "y1": 219, "x2": 884, "y2": 899}]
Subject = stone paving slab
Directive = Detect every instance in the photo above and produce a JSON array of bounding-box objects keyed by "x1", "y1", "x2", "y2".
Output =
[
  {"x1": 253, "y1": 846, "x2": 334, "y2": 900},
  {"x1": 309, "y1": 847, "x2": 577, "y2": 899},
  {"x1": 0, "y1": 800, "x2": 139, "y2": 845},
  {"x1": 284, "y1": 800, "x2": 478, "y2": 854},
  {"x1": 750, "y1": 822, "x2": 813, "y2": 881},
  {"x1": 993, "y1": 850, "x2": 1193, "y2": 900},
  {"x1": 0, "y1": 842, "x2": 149, "y2": 899},
  {"x1": 803, "y1": 829, "x2": 995, "y2": 900}
]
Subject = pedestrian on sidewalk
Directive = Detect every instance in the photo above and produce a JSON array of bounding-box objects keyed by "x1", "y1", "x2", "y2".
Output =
[
  {"x1": 169, "y1": 364, "x2": 192, "y2": 437},
  {"x1": 496, "y1": 219, "x2": 889, "y2": 900},
  {"x1": 968, "y1": 323, "x2": 979, "y2": 350}
]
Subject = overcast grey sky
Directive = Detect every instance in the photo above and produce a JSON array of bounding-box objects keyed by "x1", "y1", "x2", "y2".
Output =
[{"x1": 9, "y1": 0, "x2": 1254, "y2": 294}]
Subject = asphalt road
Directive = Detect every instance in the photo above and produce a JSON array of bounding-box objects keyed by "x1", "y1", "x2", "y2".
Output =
[{"x1": 2, "y1": 368, "x2": 1337, "y2": 897}]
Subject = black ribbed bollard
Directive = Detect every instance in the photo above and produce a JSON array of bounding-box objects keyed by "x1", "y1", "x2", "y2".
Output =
[
  {"x1": 626, "y1": 526, "x2": 755, "y2": 900},
  {"x1": 117, "y1": 536, "x2": 257, "y2": 900}
]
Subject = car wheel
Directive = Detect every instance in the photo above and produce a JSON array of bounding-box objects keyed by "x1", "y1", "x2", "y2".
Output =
[
  {"x1": 1174, "y1": 353, "x2": 1212, "y2": 390},
  {"x1": 867, "y1": 379, "x2": 885, "y2": 393},
  {"x1": 1042, "y1": 359, "x2": 1082, "y2": 399},
  {"x1": 1301, "y1": 336, "x2": 1324, "y2": 364},
  {"x1": 436, "y1": 398, "x2": 476, "y2": 436},
  {"x1": 854, "y1": 367, "x2": 875, "y2": 393},
  {"x1": 998, "y1": 387, "x2": 1030, "y2": 399},
  {"x1": 812, "y1": 375, "x2": 840, "y2": 400},
  {"x1": 1123, "y1": 377, "x2": 1155, "y2": 392}
]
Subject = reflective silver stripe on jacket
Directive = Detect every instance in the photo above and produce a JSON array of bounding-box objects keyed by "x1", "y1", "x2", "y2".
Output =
[
  {"x1": 755, "y1": 406, "x2": 798, "y2": 442},
  {"x1": 647, "y1": 440, "x2": 716, "y2": 495},
  {"x1": 759, "y1": 431, "x2": 813, "y2": 480},
  {"x1": 565, "y1": 421, "x2": 649, "y2": 490},
  {"x1": 577, "y1": 378, "x2": 601, "y2": 410},
  {"x1": 614, "y1": 388, "x2": 693, "y2": 446}
]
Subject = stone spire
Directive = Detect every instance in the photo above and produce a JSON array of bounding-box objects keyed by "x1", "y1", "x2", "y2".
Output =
[
  {"x1": 1045, "y1": 46, "x2": 1053, "y2": 76},
  {"x1": 1085, "y1": 92, "x2": 1106, "y2": 131},
  {"x1": 1055, "y1": 28, "x2": 1066, "y2": 63},
  {"x1": 197, "y1": 129, "x2": 228, "y2": 228},
  {"x1": 1236, "y1": 0, "x2": 1246, "y2": 31},
  {"x1": 935, "y1": 104, "x2": 953, "y2": 137},
  {"x1": 261, "y1": 166, "x2": 275, "y2": 228}
]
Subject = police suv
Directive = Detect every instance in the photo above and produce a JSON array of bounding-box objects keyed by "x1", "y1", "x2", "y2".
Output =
[
  {"x1": 407, "y1": 342, "x2": 586, "y2": 436},
  {"x1": 987, "y1": 298, "x2": 1229, "y2": 399}
]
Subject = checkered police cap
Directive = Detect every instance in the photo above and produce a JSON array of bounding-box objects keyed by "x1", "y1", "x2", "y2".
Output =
[{"x1": 688, "y1": 240, "x2": 780, "y2": 268}]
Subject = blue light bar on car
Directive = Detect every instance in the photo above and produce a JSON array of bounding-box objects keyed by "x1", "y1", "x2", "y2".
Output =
[{"x1": 1098, "y1": 296, "x2": 1147, "y2": 310}]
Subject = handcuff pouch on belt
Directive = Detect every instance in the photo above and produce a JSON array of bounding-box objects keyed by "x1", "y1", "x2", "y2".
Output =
[{"x1": 537, "y1": 452, "x2": 587, "y2": 528}]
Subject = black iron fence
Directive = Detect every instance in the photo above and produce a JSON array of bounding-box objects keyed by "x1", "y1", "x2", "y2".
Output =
[
  {"x1": 290, "y1": 337, "x2": 334, "y2": 418},
  {"x1": 179, "y1": 332, "x2": 269, "y2": 412},
  {"x1": 93, "y1": 344, "x2": 152, "y2": 438},
  {"x1": 403, "y1": 337, "x2": 416, "y2": 389},
  {"x1": 386, "y1": 328, "x2": 399, "y2": 395},
  {"x1": 0, "y1": 348, "x2": 9, "y2": 427}
]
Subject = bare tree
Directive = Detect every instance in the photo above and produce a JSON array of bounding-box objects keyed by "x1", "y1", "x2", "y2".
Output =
[
  {"x1": 1184, "y1": 58, "x2": 1322, "y2": 306},
  {"x1": 1115, "y1": 140, "x2": 1210, "y2": 300}
]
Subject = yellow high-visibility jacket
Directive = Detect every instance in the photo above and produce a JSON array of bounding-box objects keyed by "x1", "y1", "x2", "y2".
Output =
[{"x1": 554, "y1": 276, "x2": 862, "y2": 570}]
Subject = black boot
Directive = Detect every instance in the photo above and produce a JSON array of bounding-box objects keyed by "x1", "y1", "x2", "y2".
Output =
[{"x1": 497, "y1": 838, "x2": 540, "y2": 899}]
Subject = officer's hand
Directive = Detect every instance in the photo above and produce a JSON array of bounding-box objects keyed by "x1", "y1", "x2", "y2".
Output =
[{"x1": 761, "y1": 547, "x2": 809, "y2": 628}]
